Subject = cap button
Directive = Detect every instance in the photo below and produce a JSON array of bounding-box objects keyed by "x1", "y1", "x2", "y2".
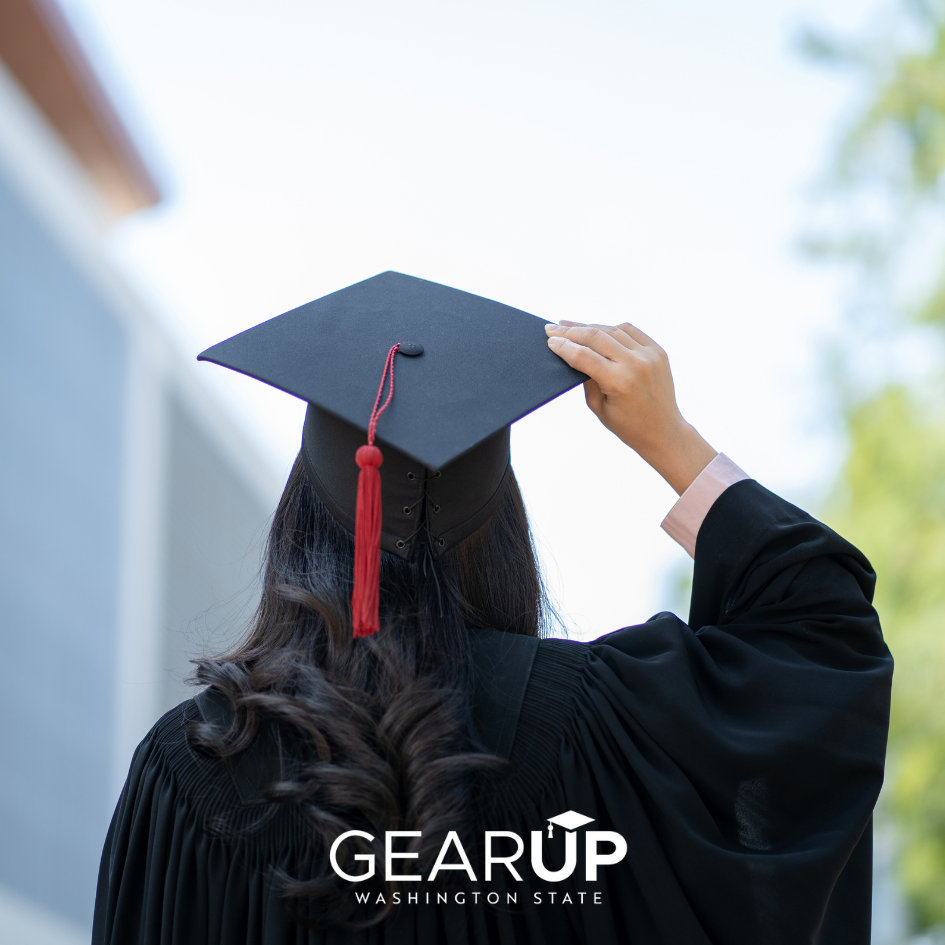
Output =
[{"x1": 398, "y1": 342, "x2": 423, "y2": 357}]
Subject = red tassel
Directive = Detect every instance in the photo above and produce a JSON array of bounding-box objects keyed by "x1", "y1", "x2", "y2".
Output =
[
  {"x1": 352, "y1": 444, "x2": 384, "y2": 637},
  {"x1": 351, "y1": 343, "x2": 402, "y2": 638}
]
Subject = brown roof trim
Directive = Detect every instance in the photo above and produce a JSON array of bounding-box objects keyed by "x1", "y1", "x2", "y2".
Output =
[{"x1": 0, "y1": 0, "x2": 160, "y2": 215}]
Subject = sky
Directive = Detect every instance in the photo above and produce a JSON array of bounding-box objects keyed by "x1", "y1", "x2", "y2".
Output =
[{"x1": 61, "y1": 0, "x2": 883, "y2": 637}]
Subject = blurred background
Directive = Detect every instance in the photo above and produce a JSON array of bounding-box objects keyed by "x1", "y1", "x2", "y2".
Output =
[{"x1": 0, "y1": 0, "x2": 942, "y2": 941}]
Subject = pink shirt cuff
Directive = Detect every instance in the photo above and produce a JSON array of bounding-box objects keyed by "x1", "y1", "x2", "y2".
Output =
[{"x1": 661, "y1": 453, "x2": 750, "y2": 558}]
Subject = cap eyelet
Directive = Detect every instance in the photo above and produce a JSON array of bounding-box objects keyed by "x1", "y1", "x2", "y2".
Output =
[
  {"x1": 433, "y1": 504, "x2": 441, "y2": 513},
  {"x1": 396, "y1": 539, "x2": 406, "y2": 549},
  {"x1": 407, "y1": 472, "x2": 416, "y2": 480},
  {"x1": 403, "y1": 506, "x2": 412, "y2": 514},
  {"x1": 437, "y1": 538, "x2": 445, "y2": 547},
  {"x1": 433, "y1": 470, "x2": 442, "y2": 478}
]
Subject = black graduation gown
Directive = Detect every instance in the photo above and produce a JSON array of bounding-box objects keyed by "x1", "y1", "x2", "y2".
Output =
[{"x1": 93, "y1": 480, "x2": 892, "y2": 944}]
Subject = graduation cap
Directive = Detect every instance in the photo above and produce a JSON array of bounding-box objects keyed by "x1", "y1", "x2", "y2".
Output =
[
  {"x1": 198, "y1": 271, "x2": 585, "y2": 637},
  {"x1": 546, "y1": 811, "x2": 595, "y2": 839}
]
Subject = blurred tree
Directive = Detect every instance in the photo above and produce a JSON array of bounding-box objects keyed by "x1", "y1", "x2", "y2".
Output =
[
  {"x1": 805, "y1": 0, "x2": 945, "y2": 928},
  {"x1": 828, "y1": 388, "x2": 945, "y2": 927}
]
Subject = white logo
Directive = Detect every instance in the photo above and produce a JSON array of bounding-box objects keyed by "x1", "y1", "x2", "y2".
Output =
[{"x1": 328, "y1": 810, "x2": 627, "y2": 884}]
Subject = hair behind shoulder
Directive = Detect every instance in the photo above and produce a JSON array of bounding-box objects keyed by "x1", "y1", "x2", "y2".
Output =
[{"x1": 189, "y1": 453, "x2": 554, "y2": 928}]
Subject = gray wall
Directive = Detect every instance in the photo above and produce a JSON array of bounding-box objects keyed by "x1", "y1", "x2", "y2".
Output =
[
  {"x1": 0, "y1": 161, "x2": 276, "y2": 935},
  {"x1": 0, "y1": 168, "x2": 125, "y2": 929},
  {"x1": 161, "y1": 394, "x2": 272, "y2": 712}
]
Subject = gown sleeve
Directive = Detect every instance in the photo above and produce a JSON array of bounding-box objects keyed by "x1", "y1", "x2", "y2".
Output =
[{"x1": 565, "y1": 478, "x2": 892, "y2": 944}]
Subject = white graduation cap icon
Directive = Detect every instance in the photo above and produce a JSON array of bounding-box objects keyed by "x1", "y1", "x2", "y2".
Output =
[{"x1": 547, "y1": 810, "x2": 595, "y2": 838}]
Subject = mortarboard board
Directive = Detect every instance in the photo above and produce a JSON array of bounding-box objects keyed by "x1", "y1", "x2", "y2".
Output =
[
  {"x1": 546, "y1": 811, "x2": 595, "y2": 838},
  {"x1": 198, "y1": 271, "x2": 586, "y2": 635}
]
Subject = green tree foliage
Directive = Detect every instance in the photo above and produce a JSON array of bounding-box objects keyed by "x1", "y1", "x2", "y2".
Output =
[
  {"x1": 827, "y1": 388, "x2": 945, "y2": 927},
  {"x1": 810, "y1": 0, "x2": 945, "y2": 926}
]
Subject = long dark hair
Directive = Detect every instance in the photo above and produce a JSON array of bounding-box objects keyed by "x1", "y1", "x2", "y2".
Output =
[{"x1": 189, "y1": 453, "x2": 553, "y2": 927}]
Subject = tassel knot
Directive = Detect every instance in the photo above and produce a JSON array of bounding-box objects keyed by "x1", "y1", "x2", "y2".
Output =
[{"x1": 355, "y1": 445, "x2": 383, "y2": 469}]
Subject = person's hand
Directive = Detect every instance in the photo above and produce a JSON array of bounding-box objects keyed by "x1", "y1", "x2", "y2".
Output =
[{"x1": 545, "y1": 321, "x2": 717, "y2": 495}]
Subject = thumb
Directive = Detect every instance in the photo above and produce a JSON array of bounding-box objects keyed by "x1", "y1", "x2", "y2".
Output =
[{"x1": 583, "y1": 379, "x2": 604, "y2": 417}]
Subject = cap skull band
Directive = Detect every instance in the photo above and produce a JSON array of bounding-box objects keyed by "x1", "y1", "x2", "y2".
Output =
[{"x1": 198, "y1": 271, "x2": 586, "y2": 634}]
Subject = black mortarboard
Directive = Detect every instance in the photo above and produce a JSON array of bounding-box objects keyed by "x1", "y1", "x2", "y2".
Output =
[{"x1": 198, "y1": 271, "x2": 585, "y2": 634}]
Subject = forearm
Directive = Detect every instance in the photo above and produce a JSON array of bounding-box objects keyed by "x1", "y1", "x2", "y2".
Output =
[{"x1": 637, "y1": 420, "x2": 718, "y2": 496}]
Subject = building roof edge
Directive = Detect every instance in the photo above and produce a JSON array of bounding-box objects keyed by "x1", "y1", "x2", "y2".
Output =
[{"x1": 0, "y1": 0, "x2": 160, "y2": 216}]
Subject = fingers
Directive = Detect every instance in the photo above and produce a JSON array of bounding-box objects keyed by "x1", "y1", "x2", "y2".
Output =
[
  {"x1": 545, "y1": 333, "x2": 614, "y2": 379},
  {"x1": 615, "y1": 322, "x2": 661, "y2": 350},
  {"x1": 559, "y1": 319, "x2": 658, "y2": 348},
  {"x1": 550, "y1": 320, "x2": 652, "y2": 354},
  {"x1": 545, "y1": 323, "x2": 637, "y2": 361}
]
